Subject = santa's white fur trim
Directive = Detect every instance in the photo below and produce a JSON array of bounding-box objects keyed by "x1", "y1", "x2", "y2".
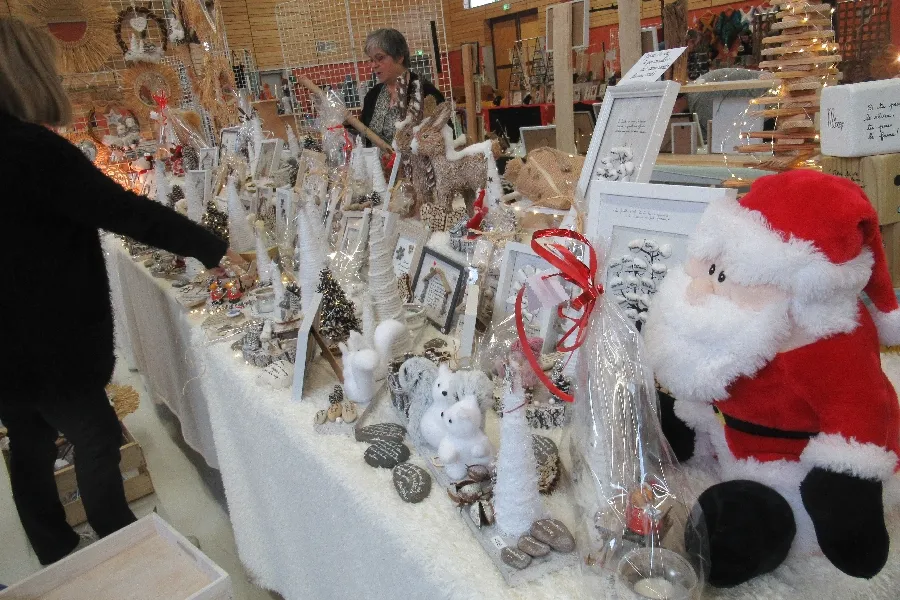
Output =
[
  {"x1": 690, "y1": 198, "x2": 874, "y2": 300},
  {"x1": 801, "y1": 433, "x2": 898, "y2": 480},
  {"x1": 868, "y1": 306, "x2": 900, "y2": 346}
]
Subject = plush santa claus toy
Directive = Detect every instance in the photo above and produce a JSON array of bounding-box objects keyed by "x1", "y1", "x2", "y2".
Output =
[{"x1": 643, "y1": 170, "x2": 900, "y2": 587}]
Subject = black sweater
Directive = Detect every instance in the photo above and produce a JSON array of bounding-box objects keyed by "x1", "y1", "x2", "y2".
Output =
[{"x1": 1, "y1": 112, "x2": 228, "y2": 395}]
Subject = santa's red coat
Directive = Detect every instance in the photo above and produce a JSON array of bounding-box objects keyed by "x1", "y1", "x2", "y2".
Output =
[{"x1": 714, "y1": 302, "x2": 900, "y2": 469}]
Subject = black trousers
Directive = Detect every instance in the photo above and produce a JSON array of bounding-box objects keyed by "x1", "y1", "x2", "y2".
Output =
[{"x1": 0, "y1": 385, "x2": 136, "y2": 565}]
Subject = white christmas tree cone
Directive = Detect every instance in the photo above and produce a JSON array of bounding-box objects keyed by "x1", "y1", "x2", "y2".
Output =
[
  {"x1": 286, "y1": 124, "x2": 301, "y2": 160},
  {"x1": 271, "y1": 261, "x2": 286, "y2": 307},
  {"x1": 185, "y1": 257, "x2": 204, "y2": 280},
  {"x1": 154, "y1": 159, "x2": 171, "y2": 205},
  {"x1": 250, "y1": 114, "x2": 264, "y2": 165},
  {"x1": 255, "y1": 220, "x2": 272, "y2": 284},
  {"x1": 494, "y1": 372, "x2": 546, "y2": 536},
  {"x1": 227, "y1": 177, "x2": 256, "y2": 253},
  {"x1": 368, "y1": 220, "x2": 410, "y2": 355},
  {"x1": 294, "y1": 202, "x2": 326, "y2": 302},
  {"x1": 184, "y1": 171, "x2": 205, "y2": 224},
  {"x1": 367, "y1": 149, "x2": 388, "y2": 196}
]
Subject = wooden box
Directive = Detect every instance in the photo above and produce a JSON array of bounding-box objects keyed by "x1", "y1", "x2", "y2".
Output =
[
  {"x1": 822, "y1": 154, "x2": 900, "y2": 225},
  {"x1": 0, "y1": 513, "x2": 233, "y2": 600},
  {"x1": 1, "y1": 423, "x2": 154, "y2": 527}
]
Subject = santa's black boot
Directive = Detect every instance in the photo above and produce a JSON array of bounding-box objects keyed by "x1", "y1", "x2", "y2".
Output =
[{"x1": 688, "y1": 480, "x2": 796, "y2": 587}]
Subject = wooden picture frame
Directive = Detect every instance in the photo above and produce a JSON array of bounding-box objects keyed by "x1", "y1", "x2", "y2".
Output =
[
  {"x1": 491, "y1": 242, "x2": 558, "y2": 353},
  {"x1": 411, "y1": 247, "x2": 467, "y2": 334},
  {"x1": 576, "y1": 80, "x2": 681, "y2": 203},
  {"x1": 392, "y1": 219, "x2": 430, "y2": 281},
  {"x1": 587, "y1": 181, "x2": 735, "y2": 329}
]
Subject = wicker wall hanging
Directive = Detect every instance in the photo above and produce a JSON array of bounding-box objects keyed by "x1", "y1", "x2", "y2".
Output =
[
  {"x1": 114, "y1": 6, "x2": 168, "y2": 62},
  {"x1": 178, "y1": 0, "x2": 218, "y2": 42},
  {"x1": 197, "y1": 53, "x2": 239, "y2": 130},
  {"x1": 14, "y1": 0, "x2": 118, "y2": 74},
  {"x1": 65, "y1": 131, "x2": 111, "y2": 166},
  {"x1": 122, "y1": 62, "x2": 182, "y2": 122}
]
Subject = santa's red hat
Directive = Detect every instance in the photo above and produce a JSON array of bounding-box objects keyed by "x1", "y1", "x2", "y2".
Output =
[{"x1": 689, "y1": 170, "x2": 900, "y2": 344}]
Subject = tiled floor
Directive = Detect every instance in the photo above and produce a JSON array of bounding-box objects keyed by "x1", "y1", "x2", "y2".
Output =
[{"x1": 0, "y1": 362, "x2": 281, "y2": 600}]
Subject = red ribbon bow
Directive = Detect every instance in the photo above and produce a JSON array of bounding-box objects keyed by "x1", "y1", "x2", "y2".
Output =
[
  {"x1": 326, "y1": 124, "x2": 353, "y2": 159},
  {"x1": 514, "y1": 228, "x2": 603, "y2": 402}
]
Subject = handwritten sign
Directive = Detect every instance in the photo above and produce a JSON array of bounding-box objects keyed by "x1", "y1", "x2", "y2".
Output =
[
  {"x1": 821, "y1": 80, "x2": 900, "y2": 157},
  {"x1": 620, "y1": 48, "x2": 686, "y2": 83}
]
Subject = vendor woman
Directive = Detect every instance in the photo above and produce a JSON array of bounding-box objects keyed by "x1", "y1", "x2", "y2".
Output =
[{"x1": 361, "y1": 28, "x2": 444, "y2": 146}]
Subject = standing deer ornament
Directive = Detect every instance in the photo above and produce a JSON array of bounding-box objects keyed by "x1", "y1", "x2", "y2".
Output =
[
  {"x1": 411, "y1": 102, "x2": 501, "y2": 211},
  {"x1": 392, "y1": 78, "x2": 435, "y2": 213}
]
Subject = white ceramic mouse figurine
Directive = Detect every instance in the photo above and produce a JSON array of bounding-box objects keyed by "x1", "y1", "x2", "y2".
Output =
[{"x1": 420, "y1": 363, "x2": 458, "y2": 449}]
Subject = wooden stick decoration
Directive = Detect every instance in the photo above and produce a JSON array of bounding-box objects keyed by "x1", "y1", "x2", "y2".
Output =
[{"x1": 296, "y1": 75, "x2": 394, "y2": 154}]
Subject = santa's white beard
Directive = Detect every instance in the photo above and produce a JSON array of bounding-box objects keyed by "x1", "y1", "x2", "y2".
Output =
[{"x1": 643, "y1": 269, "x2": 792, "y2": 404}]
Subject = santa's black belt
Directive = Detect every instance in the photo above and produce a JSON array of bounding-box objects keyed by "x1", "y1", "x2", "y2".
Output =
[{"x1": 713, "y1": 406, "x2": 818, "y2": 440}]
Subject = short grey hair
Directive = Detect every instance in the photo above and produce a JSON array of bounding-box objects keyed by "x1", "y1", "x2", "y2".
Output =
[{"x1": 364, "y1": 28, "x2": 410, "y2": 68}]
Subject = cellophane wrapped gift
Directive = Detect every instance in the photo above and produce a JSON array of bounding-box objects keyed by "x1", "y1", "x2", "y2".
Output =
[
  {"x1": 567, "y1": 294, "x2": 708, "y2": 599},
  {"x1": 315, "y1": 87, "x2": 350, "y2": 167}
]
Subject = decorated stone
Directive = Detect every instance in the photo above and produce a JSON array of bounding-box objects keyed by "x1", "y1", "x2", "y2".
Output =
[
  {"x1": 517, "y1": 535, "x2": 551, "y2": 557},
  {"x1": 392, "y1": 463, "x2": 431, "y2": 503},
  {"x1": 364, "y1": 440, "x2": 410, "y2": 469},
  {"x1": 356, "y1": 422, "x2": 406, "y2": 444},
  {"x1": 532, "y1": 435, "x2": 561, "y2": 494},
  {"x1": 326, "y1": 403, "x2": 342, "y2": 422},
  {"x1": 341, "y1": 401, "x2": 358, "y2": 424},
  {"x1": 314, "y1": 409, "x2": 327, "y2": 425},
  {"x1": 530, "y1": 519, "x2": 575, "y2": 553},
  {"x1": 500, "y1": 546, "x2": 532, "y2": 570}
]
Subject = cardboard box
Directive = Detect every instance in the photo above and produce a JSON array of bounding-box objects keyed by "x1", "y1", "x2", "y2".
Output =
[
  {"x1": 821, "y1": 154, "x2": 900, "y2": 226},
  {"x1": 1, "y1": 423, "x2": 154, "y2": 527},
  {"x1": 0, "y1": 513, "x2": 233, "y2": 600}
]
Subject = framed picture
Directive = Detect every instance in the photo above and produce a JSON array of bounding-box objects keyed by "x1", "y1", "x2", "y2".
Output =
[
  {"x1": 253, "y1": 139, "x2": 282, "y2": 180},
  {"x1": 338, "y1": 210, "x2": 367, "y2": 255},
  {"x1": 587, "y1": 181, "x2": 736, "y2": 330},
  {"x1": 576, "y1": 80, "x2": 681, "y2": 203},
  {"x1": 491, "y1": 242, "x2": 558, "y2": 352},
  {"x1": 219, "y1": 127, "x2": 239, "y2": 160},
  {"x1": 199, "y1": 147, "x2": 219, "y2": 171},
  {"x1": 274, "y1": 186, "x2": 296, "y2": 249},
  {"x1": 520, "y1": 125, "x2": 557, "y2": 154},
  {"x1": 510, "y1": 90, "x2": 523, "y2": 106},
  {"x1": 391, "y1": 219, "x2": 430, "y2": 280},
  {"x1": 412, "y1": 247, "x2": 467, "y2": 334}
]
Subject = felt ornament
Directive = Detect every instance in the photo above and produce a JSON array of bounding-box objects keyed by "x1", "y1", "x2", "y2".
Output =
[
  {"x1": 226, "y1": 177, "x2": 256, "y2": 253},
  {"x1": 438, "y1": 394, "x2": 494, "y2": 481},
  {"x1": 494, "y1": 372, "x2": 545, "y2": 536},
  {"x1": 644, "y1": 171, "x2": 900, "y2": 587}
]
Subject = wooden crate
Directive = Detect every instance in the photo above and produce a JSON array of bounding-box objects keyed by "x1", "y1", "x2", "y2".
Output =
[
  {"x1": 0, "y1": 513, "x2": 233, "y2": 600},
  {"x1": 1, "y1": 423, "x2": 154, "y2": 527},
  {"x1": 822, "y1": 154, "x2": 900, "y2": 225}
]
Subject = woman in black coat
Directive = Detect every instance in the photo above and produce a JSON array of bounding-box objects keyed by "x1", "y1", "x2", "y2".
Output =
[
  {"x1": 360, "y1": 28, "x2": 445, "y2": 146},
  {"x1": 0, "y1": 17, "x2": 244, "y2": 565}
]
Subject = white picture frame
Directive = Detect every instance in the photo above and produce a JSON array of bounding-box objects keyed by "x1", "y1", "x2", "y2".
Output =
[
  {"x1": 587, "y1": 181, "x2": 736, "y2": 329},
  {"x1": 199, "y1": 147, "x2": 219, "y2": 171},
  {"x1": 412, "y1": 247, "x2": 467, "y2": 334},
  {"x1": 274, "y1": 186, "x2": 296, "y2": 250},
  {"x1": 338, "y1": 210, "x2": 366, "y2": 255},
  {"x1": 392, "y1": 219, "x2": 430, "y2": 280},
  {"x1": 253, "y1": 139, "x2": 282, "y2": 180},
  {"x1": 576, "y1": 80, "x2": 681, "y2": 203},
  {"x1": 219, "y1": 127, "x2": 239, "y2": 160},
  {"x1": 291, "y1": 292, "x2": 323, "y2": 402},
  {"x1": 491, "y1": 242, "x2": 558, "y2": 353}
]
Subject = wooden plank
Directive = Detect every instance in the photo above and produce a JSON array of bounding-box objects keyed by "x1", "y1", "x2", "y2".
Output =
[
  {"x1": 681, "y1": 80, "x2": 776, "y2": 93},
  {"x1": 655, "y1": 153, "x2": 767, "y2": 167},
  {"x1": 763, "y1": 30, "x2": 834, "y2": 44},
  {"x1": 750, "y1": 106, "x2": 820, "y2": 118},
  {"x1": 771, "y1": 19, "x2": 833, "y2": 30},
  {"x1": 759, "y1": 54, "x2": 841, "y2": 68},
  {"x1": 618, "y1": 0, "x2": 642, "y2": 75},
  {"x1": 461, "y1": 43, "x2": 481, "y2": 142},
  {"x1": 551, "y1": 3, "x2": 575, "y2": 154},
  {"x1": 736, "y1": 143, "x2": 819, "y2": 153},
  {"x1": 742, "y1": 130, "x2": 819, "y2": 140}
]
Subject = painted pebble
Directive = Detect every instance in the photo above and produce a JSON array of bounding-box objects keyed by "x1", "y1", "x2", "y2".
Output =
[
  {"x1": 355, "y1": 422, "x2": 406, "y2": 444},
  {"x1": 326, "y1": 403, "x2": 342, "y2": 422},
  {"x1": 392, "y1": 463, "x2": 431, "y2": 503},
  {"x1": 314, "y1": 409, "x2": 327, "y2": 425},
  {"x1": 341, "y1": 401, "x2": 358, "y2": 424},
  {"x1": 364, "y1": 440, "x2": 411, "y2": 469},
  {"x1": 500, "y1": 547, "x2": 533, "y2": 570},
  {"x1": 517, "y1": 535, "x2": 551, "y2": 558},
  {"x1": 531, "y1": 519, "x2": 576, "y2": 553}
]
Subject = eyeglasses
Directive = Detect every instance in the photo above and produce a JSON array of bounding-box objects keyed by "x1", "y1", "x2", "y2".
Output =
[{"x1": 368, "y1": 53, "x2": 390, "y2": 65}]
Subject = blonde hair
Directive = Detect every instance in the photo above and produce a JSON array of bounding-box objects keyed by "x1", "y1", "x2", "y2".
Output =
[{"x1": 0, "y1": 17, "x2": 72, "y2": 126}]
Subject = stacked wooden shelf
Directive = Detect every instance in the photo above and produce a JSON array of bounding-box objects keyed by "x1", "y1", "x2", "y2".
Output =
[{"x1": 743, "y1": 0, "x2": 841, "y2": 170}]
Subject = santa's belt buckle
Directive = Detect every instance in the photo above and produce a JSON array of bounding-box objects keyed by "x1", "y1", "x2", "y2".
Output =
[{"x1": 713, "y1": 406, "x2": 726, "y2": 426}]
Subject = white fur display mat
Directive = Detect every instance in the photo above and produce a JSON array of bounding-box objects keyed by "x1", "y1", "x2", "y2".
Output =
[{"x1": 106, "y1": 237, "x2": 900, "y2": 600}]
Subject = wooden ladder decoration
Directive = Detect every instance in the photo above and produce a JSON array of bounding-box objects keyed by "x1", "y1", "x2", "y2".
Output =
[{"x1": 740, "y1": 1, "x2": 842, "y2": 170}]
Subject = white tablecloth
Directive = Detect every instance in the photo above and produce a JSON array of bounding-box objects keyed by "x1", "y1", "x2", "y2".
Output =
[{"x1": 107, "y1": 238, "x2": 900, "y2": 600}]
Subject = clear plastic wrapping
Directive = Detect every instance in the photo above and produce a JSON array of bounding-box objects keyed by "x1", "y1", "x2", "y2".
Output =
[
  {"x1": 567, "y1": 295, "x2": 708, "y2": 599},
  {"x1": 315, "y1": 88, "x2": 350, "y2": 167}
]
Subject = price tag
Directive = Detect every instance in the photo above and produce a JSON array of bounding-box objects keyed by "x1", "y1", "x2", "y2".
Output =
[
  {"x1": 490, "y1": 535, "x2": 507, "y2": 550},
  {"x1": 620, "y1": 48, "x2": 686, "y2": 83}
]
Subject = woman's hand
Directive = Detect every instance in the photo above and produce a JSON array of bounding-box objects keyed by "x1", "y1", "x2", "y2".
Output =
[{"x1": 224, "y1": 248, "x2": 249, "y2": 271}]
